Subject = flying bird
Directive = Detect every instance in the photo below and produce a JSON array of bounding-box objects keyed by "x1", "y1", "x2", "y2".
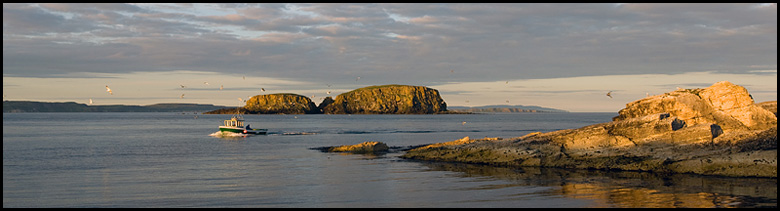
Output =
[
  {"x1": 180, "y1": 94, "x2": 185, "y2": 99},
  {"x1": 204, "y1": 82, "x2": 209, "y2": 85},
  {"x1": 606, "y1": 91, "x2": 613, "y2": 98},
  {"x1": 261, "y1": 88, "x2": 266, "y2": 92},
  {"x1": 220, "y1": 85, "x2": 224, "y2": 90},
  {"x1": 327, "y1": 91, "x2": 331, "y2": 95},
  {"x1": 180, "y1": 85, "x2": 186, "y2": 89},
  {"x1": 105, "y1": 85, "x2": 113, "y2": 95},
  {"x1": 89, "y1": 98, "x2": 93, "y2": 105}
]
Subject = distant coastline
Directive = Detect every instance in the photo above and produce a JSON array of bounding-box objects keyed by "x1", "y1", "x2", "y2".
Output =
[
  {"x1": 2, "y1": 100, "x2": 230, "y2": 113},
  {"x1": 448, "y1": 105, "x2": 568, "y2": 113}
]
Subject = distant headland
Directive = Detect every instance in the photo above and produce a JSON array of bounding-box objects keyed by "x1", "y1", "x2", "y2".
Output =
[
  {"x1": 448, "y1": 105, "x2": 568, "y2": 113},
  {"x1": 3, "y1": 101, "x2": 229, "y2": 113}
]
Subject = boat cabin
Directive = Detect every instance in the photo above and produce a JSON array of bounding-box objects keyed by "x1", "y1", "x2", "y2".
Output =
[{"x1": 223, "y1": 117, "x2": 245, "y2": 128}]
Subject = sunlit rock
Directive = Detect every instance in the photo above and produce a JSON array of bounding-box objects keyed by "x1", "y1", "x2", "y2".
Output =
[{"x1": 403, "y1": 81, "x2": 777, "y2": 178}]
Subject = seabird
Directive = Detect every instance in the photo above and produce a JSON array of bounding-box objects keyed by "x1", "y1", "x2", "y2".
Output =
[
  {"x1": 204, "y1": 82, "x2": 209, "y2": 85},
  {"x1": 327, "y1": 91, "x2": 331, "y2": 95},
  {"x1": 105, "y1": 85, "x2": 113, "y2": 95},
  {"x1": 180, "y1": 85, "x2": 186, "y2": 89},
  {"x1": 180, "y1": 94, "x2": 185, "y2": 99},
  {"x1": 356, "y1": 76, "x2": 360, "y2": 81},
  {"x1": 261, "y1": 88, "x2": 266, "y2": 92},
  {"x1": 220, "y1": 85, "x2": 223, "y2": 90},
  {"x1": 606, "y1": 91, "x2": 613, "y2": 98},
  {"x1": 89, "y1": 98, "x2": 93, "y2": 105}
]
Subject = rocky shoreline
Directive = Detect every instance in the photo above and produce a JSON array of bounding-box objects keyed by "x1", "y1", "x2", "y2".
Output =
[{"x1": 321, "y1": 81, "x2": 777, "y2": 178}]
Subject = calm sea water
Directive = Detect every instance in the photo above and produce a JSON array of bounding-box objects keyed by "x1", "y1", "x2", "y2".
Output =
[{"x1": 3, "y1": 112, "x2": 776, "y2": 208}]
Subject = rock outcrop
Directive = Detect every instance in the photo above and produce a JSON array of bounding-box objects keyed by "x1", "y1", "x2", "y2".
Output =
[
  {"x1": 204, "y1": 85, "x2": 450, "y2": 115},
  {"x1": 316, "y1": 141, "x2": 390, "y2": 154},
  {"x1": 317, "y1": 97, "x2": 335, "y2": 113},
  {"x1": 244, "y1": 93, "x2": 319, "y2": 114},
  {"x1": 322, "y1": 85, "x2": 447, "y2": 114},
  {"x1": 613, "y1": 81, "x2": 776, "y2": 131},
  {"x1": 402, "y1": 81, "x2": 777, "y2": 178},
  {"x1": 757, "y1": 101, "x2": 777, "y2": 117}
]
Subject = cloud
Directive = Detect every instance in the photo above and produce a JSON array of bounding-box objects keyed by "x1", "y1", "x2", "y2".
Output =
[
  {"x1": 3, "y1": 3, "x2": 776, "y2": 110},
  {"x1": 5, "y1": 4, "x2": 775, "y2": 80}
]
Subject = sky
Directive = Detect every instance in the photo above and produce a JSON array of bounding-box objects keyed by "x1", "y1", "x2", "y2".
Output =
[{"x1": 3, "y1": 3, "x2": 777, "y2": 112}]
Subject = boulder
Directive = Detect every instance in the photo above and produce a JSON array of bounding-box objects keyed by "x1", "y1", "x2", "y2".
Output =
[
  {"x1": 324, "y1": 141, "x2": 390, "y2": 154},
  {"x1": 322, "y1": 84, "x2": 447, "y2": 114},
  {"x1": 244, "y1": 93, "x2": 319, "y2": 114}
]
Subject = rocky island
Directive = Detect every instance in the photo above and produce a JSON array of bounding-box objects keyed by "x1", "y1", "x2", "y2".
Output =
[
  {"x1": 321, "y1": 84, "x2": 447, "y2": 114},
  {"x1": 206, "y1": 84, "x2": 449, "y2": 114},
  {"x1": 400, "y1": 81, "x2": 776, "y2": 178},
  {"x1": 244, "y1": 93, "x2": 319, "y2": 114}
]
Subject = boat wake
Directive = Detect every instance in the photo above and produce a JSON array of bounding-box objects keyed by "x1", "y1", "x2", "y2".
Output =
[
  {"x1": 275, "y1": 132, "x2": 319, "y2": 136},
  {"x1": 209, "y1": 131, "x2": 249, "y2": 138}
]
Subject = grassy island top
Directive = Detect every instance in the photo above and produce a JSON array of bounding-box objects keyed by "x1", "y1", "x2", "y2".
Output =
[{"x1": 343, "y1": 84, "x2": 424, "y2": 94}]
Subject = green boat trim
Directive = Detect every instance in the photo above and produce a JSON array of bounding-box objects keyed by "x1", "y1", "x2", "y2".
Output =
[{"x1": 219, "y1": 126, "x2": 268, "y2": 134}]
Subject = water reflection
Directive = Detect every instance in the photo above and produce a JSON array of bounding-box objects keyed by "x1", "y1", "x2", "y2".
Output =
[{"x1": 418, "y1": 162, "x2": 777, "y2": 208}]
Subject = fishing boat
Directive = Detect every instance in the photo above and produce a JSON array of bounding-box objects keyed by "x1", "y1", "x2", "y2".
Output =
[{"x1": 219, "y1": 114, "x2": 267, "y2": 135}]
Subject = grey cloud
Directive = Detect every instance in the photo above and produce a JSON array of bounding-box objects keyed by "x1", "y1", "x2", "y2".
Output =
[
  {"x1": 3, "y1": 3, "x2": 776, "y2": 86},
  {"x1": 3, "y1": 4, "x2": 97, "y2": 35}
]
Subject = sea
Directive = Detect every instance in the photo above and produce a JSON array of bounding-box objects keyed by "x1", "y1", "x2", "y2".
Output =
[{"x1": 3, "y1": 112, "x2": 777, "y2": 208}]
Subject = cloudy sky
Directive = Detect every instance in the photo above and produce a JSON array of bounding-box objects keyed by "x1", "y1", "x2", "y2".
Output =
[{"x1": 3, "y1": 3, "x2": 776, "y2": 112}]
